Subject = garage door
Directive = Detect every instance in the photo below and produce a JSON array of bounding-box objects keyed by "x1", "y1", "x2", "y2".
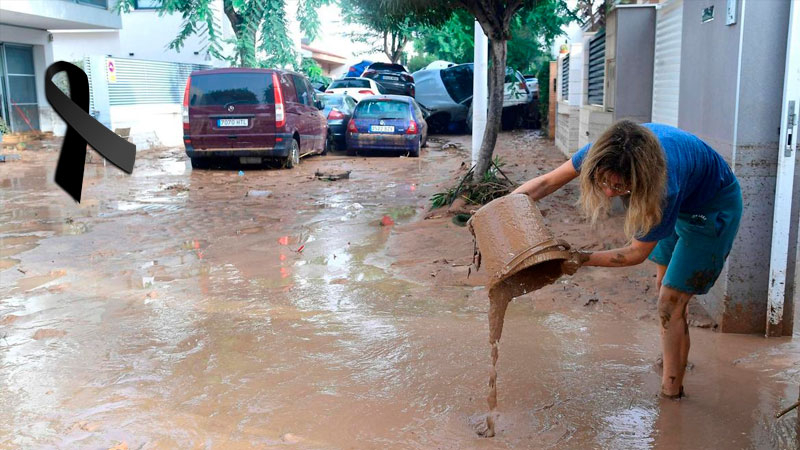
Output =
[{"x1": 651, "y1": 0, "x2": 683, "y2": 127}]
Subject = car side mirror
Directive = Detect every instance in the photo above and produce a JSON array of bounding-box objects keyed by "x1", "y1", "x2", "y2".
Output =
[{"x1": 316, "y1": 100, "x2": 323, "y2": 110}]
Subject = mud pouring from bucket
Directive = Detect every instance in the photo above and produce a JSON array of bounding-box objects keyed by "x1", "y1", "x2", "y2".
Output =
[{"x1": 468, "y1": 193, "x2": 577, "y2": 437}]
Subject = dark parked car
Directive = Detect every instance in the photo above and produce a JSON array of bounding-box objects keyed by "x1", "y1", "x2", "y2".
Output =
[
  {"x1": 345, "y1": 95, "x2": 427, "y2": 157},
  {"x1": 319, "y1": 93, "x2": 356, "y2": 150},
  {"x1": 362, "y1": 62, "x2": 415, "y2": 97},
  {"x1": 182, "y1": 68, "x2": 328, "y2": 169}
]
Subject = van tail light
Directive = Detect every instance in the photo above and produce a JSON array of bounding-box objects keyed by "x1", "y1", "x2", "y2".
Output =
[
  {"x1": 406, "y1": 120, "x2": 418, "y2": 135},
  {"x1": 327, "y1": 108, "x2": 345, "y2": 120},
  {"x1": 518, "y1": 81, "x2": 527, "y2": 91},
  {"x1": 358, "y1": 90, "x2": 375, "y2": 95},
  {"x1": 182, "y1": 75, "x2": 191, "y2": 132},
  {"x1": 347, "y1": 119, "x2": 358, "y2": 133},
  {"x1": 325, "y1": 90, "x2": 334, "y2": 94},
  {"x1": 403, "y1": 74, "x2": 414, "y2": 83},
  {"x1": 272, "y1": 72, "x2": 285, "y2": 128}
]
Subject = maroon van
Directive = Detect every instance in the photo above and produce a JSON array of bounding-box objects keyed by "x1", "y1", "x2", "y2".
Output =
[{"x1": 182, "y1": 68, "x2": 329, "y2": 169}]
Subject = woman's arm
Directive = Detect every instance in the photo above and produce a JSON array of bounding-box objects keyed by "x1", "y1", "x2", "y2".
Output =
[
  {"x1": 512, "y1": 159, "x2": 580, "y2": 201},
  {"x1": 583, "y1": 239, "x2": 658, "y2": 268}
]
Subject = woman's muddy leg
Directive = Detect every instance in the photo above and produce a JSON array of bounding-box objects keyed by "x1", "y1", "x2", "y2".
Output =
[
  {"x1": 680, "y1": 302, "x2": 690, "y2": 389},
  {"x1": 657, "y1": 285, "x2": 693, "y2": 397},
  {"x1": 655, "y1": 264, "x2": 667, "y2": 291}
]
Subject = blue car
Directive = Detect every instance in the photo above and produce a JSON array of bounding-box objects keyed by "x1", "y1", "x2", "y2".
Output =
[
  {"x1": 319, "y1": 93, "x2": 357, "y2": 150},
  {"x1": 345, "y1": 95, "x2": 428, "y2": 157}
]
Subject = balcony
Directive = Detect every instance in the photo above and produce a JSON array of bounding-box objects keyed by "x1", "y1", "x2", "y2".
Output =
[{"x1": 0, "y1": 0, "x2": 122, "y2": 31}]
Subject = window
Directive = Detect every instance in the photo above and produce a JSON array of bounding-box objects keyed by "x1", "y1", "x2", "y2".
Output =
[
  {"x1": 189, "y1": 73, "x2": 274, "y2": 106},
  {"x1": 280, "y1": 74, "x2": 297, "y2": 103},
  {"x1": 292, "y1": 75, "x2": 313, "y2": 106},
  {"x1": 134, "y1": 0, "x2": 159, "y2": 9},
  {"x1": 77, "y1": 0, "x2": 108, "y2": 7},
  {"x1": 329, "y1": 79, "x2": 370, "y2": 89},
  {"x1": 354, "y1": 100, "x2": 410, "y2": 119},
  {"x1": 440, "y1": 64, "x2": 473, "y2": 104}
]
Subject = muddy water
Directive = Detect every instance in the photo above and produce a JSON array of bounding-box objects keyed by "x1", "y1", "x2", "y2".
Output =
[{"x1": 1, "y1": 139, "x2": 799, "y2": 449}]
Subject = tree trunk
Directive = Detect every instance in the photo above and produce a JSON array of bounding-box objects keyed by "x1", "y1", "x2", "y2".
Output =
[{"x1": 474, "y1": 38, "x2": 507, "y2": 178}]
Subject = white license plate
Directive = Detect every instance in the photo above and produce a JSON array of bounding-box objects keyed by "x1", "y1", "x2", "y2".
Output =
[
  {"x1": 218, "y1": 118, "x2": 248, "y2": 127},
  {"x1": 370, "y1": 125, "x2": 395, "y2": 133},
  {"x1": 240, "y1": 157, "x2": 261, "y2": 164},
  {"x1": 382, "y1": 76, "x2": 399, "y2": 81}
]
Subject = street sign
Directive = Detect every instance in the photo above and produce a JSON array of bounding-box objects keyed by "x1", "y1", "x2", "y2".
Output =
[{"x1": 107, "y1": 58, "x2": 117, "y2": 83}]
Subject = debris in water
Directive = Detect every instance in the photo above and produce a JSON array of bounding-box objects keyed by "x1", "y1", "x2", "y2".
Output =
[
  {"x1": 315, "y1": 170, "x2": 351, "y2": 181},
  {"x1": 246, "y1": 190, "x2": 272, "y2": 198},
  {"x1": 584, "y1": 297, "x2": 599, "y2": 306},
  {"x1": 238, "y1": 170, "x2": 245, "y2": 176},
  {"x1": 142, "y1": 276, "x2": 154, "y2": 288},
  {"x1": 775, "y1": 400, "x2": 800, "y2": 419},
  {"x1": 165, "y1": 184, "x2": 189, "y2": 192},
  {"x1": 296, "y1": 245, "x2": 305, "y2": 253},
  {"x1": 0, "y1": 154, "x2": 21, "y2": 162},
  {"x1": 33, "y1": 329, "x2": 67, "y2": 340},
  {"x1": 380, "y1": 215, "x2": 395, "y2": 227},
  {"x1": 452, "y1": 213, "x2": 471, "y2": 227}
]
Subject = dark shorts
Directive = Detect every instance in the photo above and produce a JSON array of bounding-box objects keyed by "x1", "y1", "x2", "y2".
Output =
[{"x1": 648, "y1": 180, "x2": 743, "y2": 295}]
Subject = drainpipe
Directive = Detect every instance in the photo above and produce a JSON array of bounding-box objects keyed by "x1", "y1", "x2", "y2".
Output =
[
  {"x1": 767, "y1": 0, "x2": 800, "y2": 337},
  {"x1": 472, "y1": 21, "x2": 488, "y2": 167}
]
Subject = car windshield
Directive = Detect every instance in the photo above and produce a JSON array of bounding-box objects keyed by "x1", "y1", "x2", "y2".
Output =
[
  {"x1": 190, "y1": 73, "x2": 274, "y2": 106},
  {"x1": 320, "y1": 95, "x2": 344, "y2": 107},
  {"x1": 329, "y1": 79, "x2": 370, "y2": 89},
  {"x1": 354, "y1": 100, "x2": 410, "y2": 119},
  {"x1": 440, "y1": 64, "x2": 473, "y2": 104}
]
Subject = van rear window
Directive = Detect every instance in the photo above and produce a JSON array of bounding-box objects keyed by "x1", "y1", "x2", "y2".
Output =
[{"x1": 190, "y1": 73, "x2": 274, "y2": 106}]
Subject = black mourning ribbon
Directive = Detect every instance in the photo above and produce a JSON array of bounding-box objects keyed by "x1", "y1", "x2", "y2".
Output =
[{"x1": 45, "y1": 61, "x2": 136, "y2": 202}]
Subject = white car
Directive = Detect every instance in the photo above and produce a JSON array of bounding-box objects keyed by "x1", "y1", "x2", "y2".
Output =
[
  {"x1": 325, "y1": 77, "x2": 382, "y2": 103},
  {"x1": 503, "y1": 69, "x2": 532, "y2": 107},
  {"x1": 524, "y1": 76, "x2": 539, "y2": 99}
]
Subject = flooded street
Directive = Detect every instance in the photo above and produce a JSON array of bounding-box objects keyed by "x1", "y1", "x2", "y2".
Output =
[{"x1": 2, "y1": 133, "x2": 799, "y2": 449}]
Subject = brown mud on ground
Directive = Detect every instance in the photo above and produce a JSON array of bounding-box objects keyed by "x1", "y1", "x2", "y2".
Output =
[{"x1": 1, "y1": 132, "x2": 799, "y2": 449}]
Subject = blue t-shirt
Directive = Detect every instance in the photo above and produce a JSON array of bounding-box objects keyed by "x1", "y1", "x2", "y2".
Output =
[{"x1": 571, "y1": 123, "x2": 735, "y2": 242}]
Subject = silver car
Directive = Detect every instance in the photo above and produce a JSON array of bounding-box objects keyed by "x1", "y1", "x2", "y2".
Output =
[
  {"x1": 413, "y1": 63, "x2": 533, "y2": 133},
  {"x1": 413, "y1": 64, "x2": 473, "y2": 132}
]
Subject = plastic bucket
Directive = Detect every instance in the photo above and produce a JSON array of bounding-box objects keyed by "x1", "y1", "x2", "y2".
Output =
[{"x1": 468, "y1": 193, "x2": 571, "y2": 299}]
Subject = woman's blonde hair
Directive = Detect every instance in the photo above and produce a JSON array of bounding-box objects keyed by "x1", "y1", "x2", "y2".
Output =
[{"x1": 579, "y1": 120, "x2": 666, "y2": 240}]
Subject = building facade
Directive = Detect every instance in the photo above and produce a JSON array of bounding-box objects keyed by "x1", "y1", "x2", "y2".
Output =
[
  {"x1": 554, "y1": 0, "x2": 800, "y2": 335},
  {"x1": 0, "y1": 0, "x2": 121, "y2": 133}
]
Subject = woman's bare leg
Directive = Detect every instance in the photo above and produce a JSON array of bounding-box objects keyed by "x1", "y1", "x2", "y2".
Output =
[{"x1": 657, "y1": 284, "x2": 693, "y2": 397}]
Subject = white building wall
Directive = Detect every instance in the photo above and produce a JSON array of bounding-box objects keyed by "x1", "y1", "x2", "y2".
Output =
[{"x1": 52, "y1": 0, "x2": 231, "y2": 67}]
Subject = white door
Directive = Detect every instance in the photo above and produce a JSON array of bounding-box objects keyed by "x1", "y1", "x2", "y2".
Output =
[
  {"x1": 767, "y1": 0, "x2": 800, "y2": 337},
  {"x1": 651, "y1": 0, "x2": 683, "y2": 127}
]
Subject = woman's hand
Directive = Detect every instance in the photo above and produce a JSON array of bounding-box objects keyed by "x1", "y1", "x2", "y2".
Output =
[{"x1": 561, "y1": 250, "x2": 592, "y2": 275}]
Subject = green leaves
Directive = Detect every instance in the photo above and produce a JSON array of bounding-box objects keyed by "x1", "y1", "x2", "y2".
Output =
[{"x1": 113, "y1": 0, "x2": 327, "y2": 69}]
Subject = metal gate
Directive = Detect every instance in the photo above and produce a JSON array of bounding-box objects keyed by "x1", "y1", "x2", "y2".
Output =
[
  {"x1": 561, "y1": 54, "x2": 570, "y2": 100},
  {"x1": 105, "y1": 57, "x2": 210, "y2": 106},
  {"x1": 587, "y1": 30, "x2": 605, "y2": 106},
  {"x1": 651, "y1": 0, "x2": 683, "y2": 127}
]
